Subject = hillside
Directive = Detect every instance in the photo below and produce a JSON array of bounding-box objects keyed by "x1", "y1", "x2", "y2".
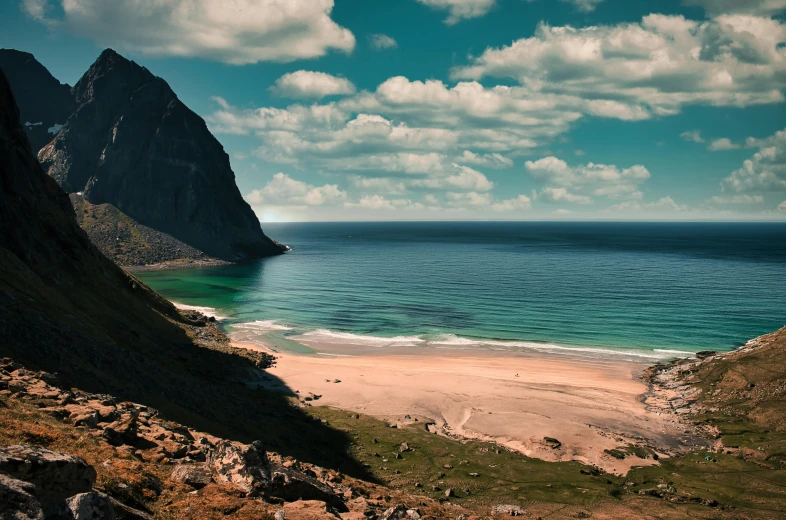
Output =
[{"x1": 71, "y1": 194, "x2": 228, "y2": 269}]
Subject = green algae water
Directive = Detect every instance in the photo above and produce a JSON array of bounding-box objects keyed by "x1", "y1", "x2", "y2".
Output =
[{"x1": 137, "y1": 222, "x2": 786, "y2": 361}]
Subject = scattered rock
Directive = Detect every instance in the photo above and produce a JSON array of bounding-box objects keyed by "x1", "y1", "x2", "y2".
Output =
[
  {"x1": 65, "y1": 491, "x2": 115, "y2": 520},
  {"x1": 0, "y1": 445, "x2": 96, "y2": 510},
  {"x1": 543, "y1": 437, "x2": 561, "y2": 449},
  {"x1": 492, "y1": 504, "x2": 526, "y2": 516},
  {"x1": 269, "y1": 464, "x2": 348, "y2": 512},
  {"x1": 444, "y1": 488, "x2": 455, "y2": 498},
  {"x1": 379, "y1": 504, "x2": 421, "y2": 519},
  {"x1": 207, "y1": 440, "x2": 270, "y2": 497},
  {"x1": 102, "y1": 413, "x2": 138, "y2": 446},
  {"x1": 170, "y1": 465, "x2": 212, "y2": 489},
  {"x1": 0, "y1": 474, "x2": 44, "y2": 520},
  {"x1": 399, "y1": 443, "x2": 410, "y2": 453}
]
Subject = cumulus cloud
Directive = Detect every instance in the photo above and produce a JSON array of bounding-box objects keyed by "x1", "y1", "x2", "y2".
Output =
[
  {"x1": 708, "y1": 138, "x2": 741, "y2": 151},
  {"x1": 416, "y1": 0, "x2": 496, "y2": 25},
  {"x1": 246, "y1": 173, "x2": 347, "y2": 206},
  {"x1": 681, "y1": 130, "x2": 705, "y2": 143},
  {"x1": 271, "y1": 71, "x2": 356, "y2": 99},
  {"x1": 455, "y1": 150, "x2": 514, "y2": 168},
  {"x1": 525, "y1": 157, "x2": 651, "y2": 202},
  {"x1": 684, "y1": 0, "x2": 786, "y2": 17},
  {"x1": 411, "y1": 165, "x2": 495, "y2": 191},
  {"x1": 452, "y1": 14, "x2": 786, "y2": 117},
  {"x1": 721, "y1": 127, "x2": 786, "y2": 192},
  {"x1": 369, "y1": 34, "x2": 398, "y2": 50},
  {"x1": 708, "y1": 194, "x2": 764, "y2": 203},
  {"x1": 23, "y1": 0, "x2": 355, "y2": 64},
  {"x1": 351, "y1": 177, "x2": 407, "y2": 194},
  {"x1": 561, "y1": 0, "x2": 605, "y2": 13},
  {"x1": 779, "y1": 200, "x2": 786, "y2": 211},
  {"x1": 446, "y1": 192, "x2": 532, "y2": 211},
  {"x1": 608, "y1": 196, "x2": 688, "y2": 213}
]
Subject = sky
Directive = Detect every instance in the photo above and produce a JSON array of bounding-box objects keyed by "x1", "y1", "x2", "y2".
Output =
[{"x1": 2, "y1": 0, "x2": 786, "y2": 222}]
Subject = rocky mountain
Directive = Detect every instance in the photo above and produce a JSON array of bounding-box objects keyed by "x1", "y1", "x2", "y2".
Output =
[
  {"x1": 0, "y1": 49, "x2": 74, "y2": 153},
  {"x1": 30, "y1": 48, "x2": 281, "y2": 262}
]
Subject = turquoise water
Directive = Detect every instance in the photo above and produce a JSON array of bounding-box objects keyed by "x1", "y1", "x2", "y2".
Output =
[{"x1": 138, "y1": 222, "x2": 786, "y2": 362}]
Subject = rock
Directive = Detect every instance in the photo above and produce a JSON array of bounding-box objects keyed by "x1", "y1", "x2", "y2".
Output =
[
  {"x1": 469, "y1": 473, "x2": 479, "y2": 477},
  {"x1": 443, "y1": 464, "x2": 453, "y2": 469},
  {"x1": 696, "y1": 351, "x2": 716, "y2": 360},
  {"x1": 444, "y1": 488, "x2": 454, "y2": 498},
  {"x1": 102, "y1": 413, "x2": 138, "y2": 446},
  {"x1": 492, "y1": 504, "x2": 526, "y2": 516},
  {"x1": 65, "y1": 491, "x2": 115, "y2": 520},
  {"x1": 274, "y1": 511, "x2": 286, "y2": 520},
  {"x1": 36, "y1": 49, "x2": 282, "y2": 262},
  {"x1": 0, "y1": 445, "x2": 96, "y2": 510},
  {"x1": 206, "y1": 440, "x2": 270, "y2": 496},
  {"x1": 0, "y1": 473, "x2": 44, "y2": 520},
  {"x1": 108, "y1": 497, "x2": 153, "y2": 520},
  {"x1": 170, "y1": 465, "x2": 212, "y2": 489},
  {"x1": 543, "y1": 437, "x2": 561, "y2": 449},
  {"x1": 399, "y1": 443, "x2": 410, "y2": 453},
  {"x1": 269, "y1": 464, "x2": 348, "y2": 512},
  {"x1": 281, "y1": 500, "x2": 342, "y2": 519},
  {"x1": 379, "y1": 504, "x2": 422, "y2": 520}
]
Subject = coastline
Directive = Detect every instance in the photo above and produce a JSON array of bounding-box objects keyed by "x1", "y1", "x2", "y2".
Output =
[{"x1": 234, "y1": 341, "x2": 704, "y2": 474}]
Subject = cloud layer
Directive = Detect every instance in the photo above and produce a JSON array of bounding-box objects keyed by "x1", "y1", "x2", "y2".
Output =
[
  {"x1": 23, "y1": 0, "x2": 355, "y2": 64},
  {"x1": 271, "y1": 71, "x2": 356, "y2": 99}
]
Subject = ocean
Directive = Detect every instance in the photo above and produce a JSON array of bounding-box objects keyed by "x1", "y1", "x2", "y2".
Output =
[{"x1": 137, "y1": 222, "x2": 786, "y2": 362}]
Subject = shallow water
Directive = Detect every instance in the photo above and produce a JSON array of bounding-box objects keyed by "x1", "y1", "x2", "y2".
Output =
[{"x1": 138, "y1": 222, "x2": 786, "y2": 361}]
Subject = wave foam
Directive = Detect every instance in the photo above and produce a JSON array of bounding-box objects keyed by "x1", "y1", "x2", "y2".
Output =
[
  {"x1": 292, "y1": 329, "x2": 693, "y2": 360},
  {"x1": 172, "y1": 302, "x2": 227, "y2": 320},
  {"x1": 232, "y1": 320, "x2": 294, "y2": 332}
]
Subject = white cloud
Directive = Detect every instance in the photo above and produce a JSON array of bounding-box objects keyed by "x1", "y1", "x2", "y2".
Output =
[
  {"x1": 525, "y1": 157, "x2": 651, "y2": 202},
  {"x1": 721, "y1": 127, "x2": 786, "y2": 192},
  {"x1": 446, "y1": 191, "x2": 532, "y2": 211},
  {"x1": 351, "y1": 177, "x2": 407, "y2": 194},
  {"x1": 681, "y1": 130, "x2": 705, "y2": 143},
  {"x1": 416, "y1": 0, "x2": 496, "y2": 25},
  {"x1": 455, "y1": 150, "x2": 514, "y2": 169},
  {"x1": 708, "y1": 194, "x2": 764, "y2": 204},
  {"x1": 369, "y1": 34, "x2": 398, "y2": 50},
  {"x1": 411, "y1": 164, "x2": 495, "y2": 191},
  {"x1": 346, "y1": 194, "x2": 397, "y2": 210},
  {"x1": 684, "y1": 0, "x2": 786, "y2": 16},
  {"x1": 271, "y1": 71, "x2": 355, "y2": 99},
  {"x1": 25, "y1": 0, "x2": 355, "y2": 64},
  {"x1": 708, "y1": 137, "x2": 741, "y2": 151},
  {"x1": 778, "y1": 200, "x2": 786, "y2": 211},
  {"x1": 560, "y1": 0, "x2": 605, "y2": 13},
  {"x1": 491, "y1": 194, "x2": 532, "y2": 211},
  {"x1": 608, "y1": 196, "x2": 688, "y2": 213},
  {"x1": 246, "y1": 173, "x2": 347, "y2": 206},
  {"x1": 539, "y1": 187, "x2": 593, "y2": 204},
  {"x1": 452, "y1": 15, "x2": 786, "y2": 116}
]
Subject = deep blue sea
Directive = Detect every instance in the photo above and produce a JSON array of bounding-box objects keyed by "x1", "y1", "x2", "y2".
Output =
[{"x1": 137, "y1": 222, "x2": 786, "y2": 362}]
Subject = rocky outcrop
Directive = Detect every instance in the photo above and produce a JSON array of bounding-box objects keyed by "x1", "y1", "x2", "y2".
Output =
[
  {"x1": 37, "y1": 49, "x2": 281, "y2": 261},
  {"x1": 206, "y1": 440, "x2": 271, "y2": 496},
  {"x1": 65, "y1": 491, "x2": 115, "y2": 520},
  {"x1": 0, "y1": 473, "x2": 44, "y2": 520},
  {"x1": 0, "y1": 446, "x2": 96, "y2": 511},
  {"x1": 0, "y1": 50, "x2": 74, "y2": 153}
]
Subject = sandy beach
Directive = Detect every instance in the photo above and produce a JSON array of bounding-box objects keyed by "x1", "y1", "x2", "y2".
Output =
[{"x1": 235, "y1": 343, "x2": 702, "y2": 474}]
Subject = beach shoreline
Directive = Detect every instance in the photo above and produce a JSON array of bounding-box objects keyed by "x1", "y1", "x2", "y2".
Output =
[{"x1": 233, "y1": 340, "x2": 704, "y2": 474}]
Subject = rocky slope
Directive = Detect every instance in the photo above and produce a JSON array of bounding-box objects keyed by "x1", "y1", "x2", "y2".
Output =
[
  {"x1": 34, "y1": 48, "x2": 281, "y2": 262},
  {"x1": 71, "y1": 194, "x2": 229, "y2": 269},
  {"x1": 1, "y1": 360, "x2": 467, "y2": 520},
  {"x1": 0, "y1": 49, "x2": 74, "y2": 154}
]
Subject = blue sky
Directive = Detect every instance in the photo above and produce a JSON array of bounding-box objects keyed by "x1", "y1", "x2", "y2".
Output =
[{"x1": 2, "y1": 0, "x2": 786, "y2": 221}]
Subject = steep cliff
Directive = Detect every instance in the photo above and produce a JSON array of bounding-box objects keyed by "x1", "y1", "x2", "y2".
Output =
[
  {"x1": 0, "y1": 49, "x2": 75, "y2": 153},
  {"x1": 38, "y1": 49, "x2": 281, "y2": 261}
]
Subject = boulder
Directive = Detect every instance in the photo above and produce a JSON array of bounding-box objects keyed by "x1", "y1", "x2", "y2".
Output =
[
  {"x1": 65, "y1": 491, "x2": 115, "y2": 520},
  {"x1": 491, "y1": 504, "x2": 526, "y2": 516},
  {"x1": 0, "y1": 445, "x2": 96, "y2": 510},
  {"x1": 379, "y1": 504, "x2": 421, "y2": 519},
  {"x1": 0, "y1": 473, "x2": 44, "y2": 520},
  {"x1": 170, "y1": 465, "x2": 212, "y2": 490},
  {"x1": 206, "y1": 440, "x2": 270, "y2": 496},
  {"x1": 269, "y1": 464, "x2": 348, "y2": 512},
  {"x1": 102, "y1": 414, "x2": 138, "y2": 447}
]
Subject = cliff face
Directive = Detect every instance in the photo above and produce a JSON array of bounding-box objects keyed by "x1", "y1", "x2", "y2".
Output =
[
  {"x1": 0, "y1": 49, "x2": 74, "y2": 153},
  {"x1": 38, "y1": 49, "x2": 281, "y2": 261}
]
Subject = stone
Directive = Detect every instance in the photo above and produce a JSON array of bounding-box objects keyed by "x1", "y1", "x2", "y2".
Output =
[
  {"x1": 269, "y1": 464, "x2": 348, "y2": 512},
  {"x1": 444, "y1": 488, "x2": 455, "y2": 498},
  {"x1": 170, "y1": 465, "x2": 212, "y2": 489},
  {"x1": 379, "y1": 504, "x2": 422, "y2": 520},
  {"x1": 0, "y1": 445, "x2": 96, "y2": 510},
  {"x1": 102, "y1": 413, "x2": 138, "y2": 446},
  {"x1": 543, "y1": 437, "x2": 561, "y2": 449},
  {"x1": 399, "y1": 443, "x2": 410, "y2": 453},
  {"x1": 0, "y1": 473, "x2": 44, "y2": 520},
  {"x1": 492, "y1": 504, "x2": 526, "y2": 516},
  {"x1": 65, "y1": 491, "x2": 115, "y2": 520},
  {"x1": 207, "y1": 440, "x2": 270, "y2": 497}
]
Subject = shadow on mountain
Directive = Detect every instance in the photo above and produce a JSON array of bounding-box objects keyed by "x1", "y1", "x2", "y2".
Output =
[{"x1": 0, "y1": 68, "x2": 377, "y2": 483}]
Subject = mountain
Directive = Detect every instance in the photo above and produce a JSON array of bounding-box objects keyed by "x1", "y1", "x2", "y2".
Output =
[
  {"x1": 36, "y1": 49, "x2": 281, "y2": 261},
  {"x1": 0, "y1": 49, "x2": 74, "y2": 153}
]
